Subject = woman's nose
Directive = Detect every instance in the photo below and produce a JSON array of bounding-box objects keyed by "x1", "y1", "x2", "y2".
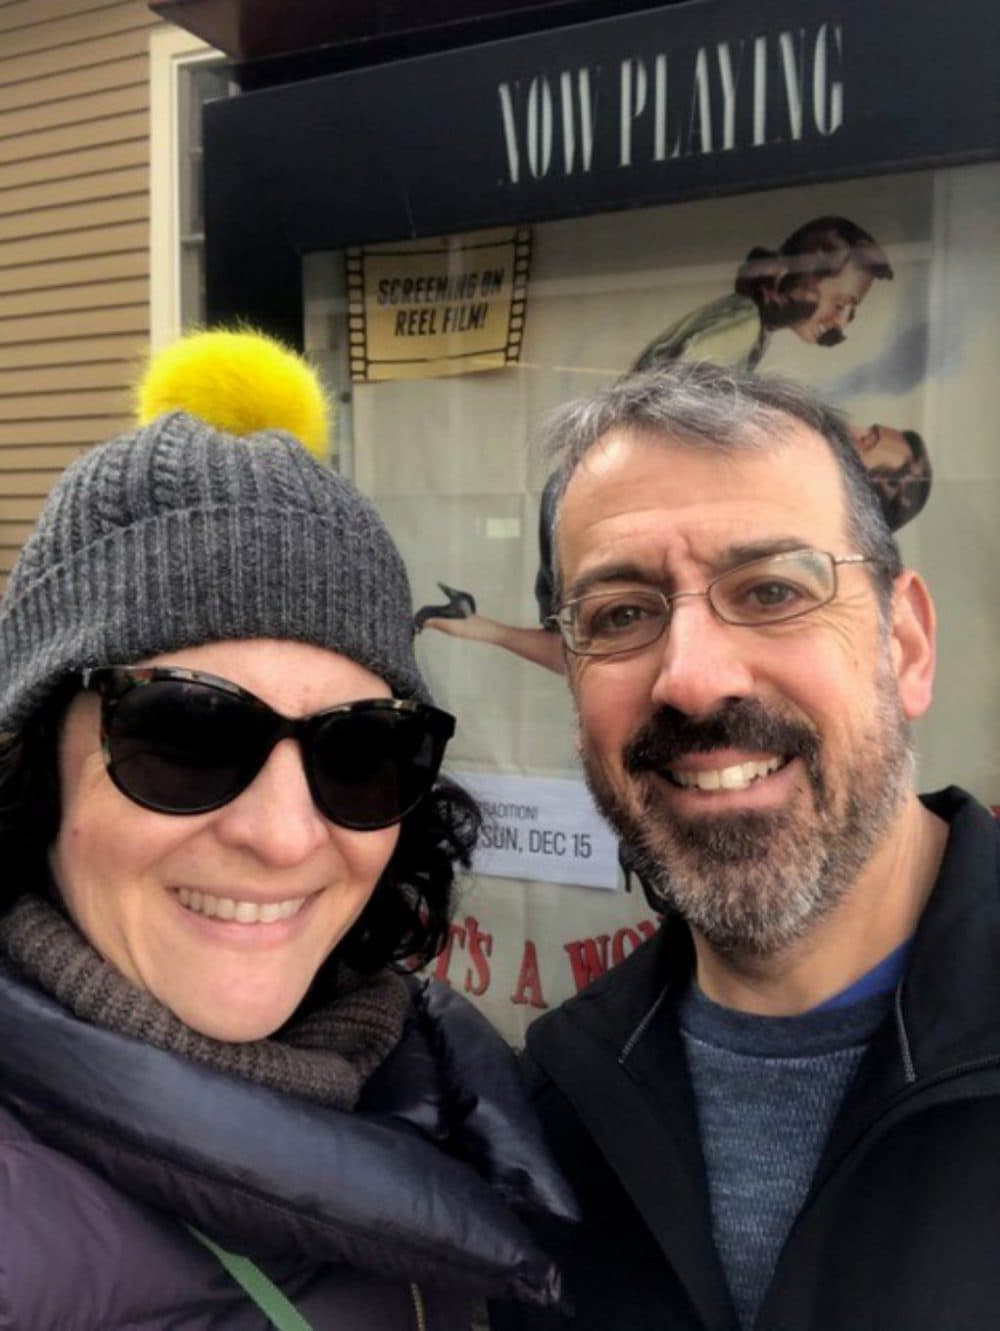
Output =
[{"x1": 211, "y1": 738, "x2": 330, "y2": 865}]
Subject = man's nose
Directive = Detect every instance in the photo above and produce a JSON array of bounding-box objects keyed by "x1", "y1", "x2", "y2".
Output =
[
  {"x1": 212, "y1": 738, "x2": 330, "y2": 865},
  {"x1": 648, "y1": 595, "x2": 756, "y2": 717}
]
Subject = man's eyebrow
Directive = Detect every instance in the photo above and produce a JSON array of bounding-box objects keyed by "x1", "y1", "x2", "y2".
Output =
[
  {"x1": 716, "y1": 537, "x2": 811, "y2": 569},
  {"x1": 563, "y1": 539, "x2": 812, "y2": 601},
  {"x1": 563, "y1": 562, "x2": 659, "y2": 602}
]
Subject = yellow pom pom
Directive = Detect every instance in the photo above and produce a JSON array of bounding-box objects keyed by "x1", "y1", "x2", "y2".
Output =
[{"x1": 136, "y1": 329, "x2": 331, "y2": 461}]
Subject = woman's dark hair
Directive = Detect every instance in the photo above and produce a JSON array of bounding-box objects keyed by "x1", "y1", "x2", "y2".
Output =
[
  {"x1": 735, "y1": 215, "x2": 894, "y2": 332},
  {"x1": 332, "y1": 774, "x2": 481, "y2": 976},
  {"x1": 0, "y1": 680, "x2": 75, "y2": 907},
  {"x1": 0, "y1": 680, "x2": 481, "y2": 982}
]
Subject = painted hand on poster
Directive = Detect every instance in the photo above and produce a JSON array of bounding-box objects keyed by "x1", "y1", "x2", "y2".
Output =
[{"x1": 415, "y1": 213, "x2": 932, "y2": 670}]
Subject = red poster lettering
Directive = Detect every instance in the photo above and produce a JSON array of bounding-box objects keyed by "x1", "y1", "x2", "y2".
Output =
[
  {"x1": 564, "y1": 934, "x2": 610, "y2": 992},
  {"x1": 565, "y1": 920, "x2": 660, "y2": 991},
  {"x1": 611, "y1": 926, "x2": 643, "y2": 966},
  {"x1": 510, "y1": 938, "x2": 548, "y2": 1009},
  {"x1": 464, "y1": 915, "x2": 493, "y2": 996}
]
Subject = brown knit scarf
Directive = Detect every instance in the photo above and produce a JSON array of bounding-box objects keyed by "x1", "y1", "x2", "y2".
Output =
[{"x1": 0, "y1": 894, "x2": 411, "y2": 1111}]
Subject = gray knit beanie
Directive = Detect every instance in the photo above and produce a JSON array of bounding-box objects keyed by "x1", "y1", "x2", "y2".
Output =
[{"x1": 0, "y1": 408, "x2": 429, "y2": 733}]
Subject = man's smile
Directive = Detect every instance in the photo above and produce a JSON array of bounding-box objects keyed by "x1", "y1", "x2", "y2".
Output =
[{"x1": 665, "y1": 754, "x2": 789, "y2": 792}]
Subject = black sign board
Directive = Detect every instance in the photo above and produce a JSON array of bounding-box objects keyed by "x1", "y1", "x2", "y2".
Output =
[{"x1": 204, "y1": 0, "x2": 999, "y2": 345}]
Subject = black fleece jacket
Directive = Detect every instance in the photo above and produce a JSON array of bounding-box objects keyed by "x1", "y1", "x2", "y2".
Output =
[{"x1": 493, "y1": 788, "x2": 1000, "y2": 1331}]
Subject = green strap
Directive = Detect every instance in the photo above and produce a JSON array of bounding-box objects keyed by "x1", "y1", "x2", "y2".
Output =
[{"x1": 186, "y1": 1225, "x2": 315, "y2": 1331}]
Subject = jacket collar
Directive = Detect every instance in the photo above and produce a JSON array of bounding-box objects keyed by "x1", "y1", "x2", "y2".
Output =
[
  {"x1": 527, "y1": 786, "x2": 999, "y2": 1328},
  {"x1": 812, "y1": 786, "x2": 1000, "y2": 1181},
  {"x1": 533, "y1": 787, "x2": 1000, "y2": 1086},
  {"x1": 896, "y1": 786, "x2": 1000, "y2": 1075}
]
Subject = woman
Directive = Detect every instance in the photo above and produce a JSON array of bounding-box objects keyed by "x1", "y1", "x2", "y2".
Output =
[
  {"x1": 634, "y1": 214, "x2": 893, "y2": 370},
  {"x1": 0, "y1": 331, "x2": 574, "y2": 1329}
]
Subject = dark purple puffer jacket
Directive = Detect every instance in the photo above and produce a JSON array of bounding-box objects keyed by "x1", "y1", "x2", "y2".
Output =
[{"x1": 0, "y1": 969, "x2": 577, "y2": 1330}]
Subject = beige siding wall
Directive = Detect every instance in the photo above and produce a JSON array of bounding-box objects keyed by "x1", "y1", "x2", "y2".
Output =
[{"x1": 0, "y1": 0, "x2": 161, "y2": 586}]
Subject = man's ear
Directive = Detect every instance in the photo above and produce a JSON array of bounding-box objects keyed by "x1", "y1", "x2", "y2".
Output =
[{"x1": 888, "y1": 569, "x2": 936, "y2": 720}]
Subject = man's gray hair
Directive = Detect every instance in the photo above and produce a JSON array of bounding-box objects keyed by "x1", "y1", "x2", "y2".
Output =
[{"x1": 539, "y1": 360, "x2": 902, "y2": 607}]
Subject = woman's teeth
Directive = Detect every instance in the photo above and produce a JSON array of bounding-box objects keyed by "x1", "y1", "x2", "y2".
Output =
[
  {"x1": 176, "y1": 888, "x2": 307, "y2": 923},
  {"x1": 668, "y1": 756, "x2": 785, "y2": 792}
]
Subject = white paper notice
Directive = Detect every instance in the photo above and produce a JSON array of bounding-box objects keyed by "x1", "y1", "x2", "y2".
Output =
[{"x1": 453, "y1": 770, "x2": 619, "y2": 890}]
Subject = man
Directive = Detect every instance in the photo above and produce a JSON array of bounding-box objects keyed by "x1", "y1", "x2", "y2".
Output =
[
  {"x1": 852, "y1": 422, "x2": 933, "y2": 531},
  {"x1": 492, "y1": 361, "x2": 999, "y2": 1331}
]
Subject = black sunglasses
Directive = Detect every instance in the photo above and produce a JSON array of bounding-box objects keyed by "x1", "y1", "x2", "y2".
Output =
[{"x1": 79, "y1": 666, "x2": 455, "y2": 830}]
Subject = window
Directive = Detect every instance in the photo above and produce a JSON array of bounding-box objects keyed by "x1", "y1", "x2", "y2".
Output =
[
  {"x1": 303, "y1": 163, "x2": 1000, "y2": 1041},
  {"x1": 149, "y1": 27, "x2": 232, "y2": 345}
]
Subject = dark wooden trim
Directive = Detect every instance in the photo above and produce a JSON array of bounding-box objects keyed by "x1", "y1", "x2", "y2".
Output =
[{"x1": 203, "y1": 0, "x2": 999, "y2": 346}]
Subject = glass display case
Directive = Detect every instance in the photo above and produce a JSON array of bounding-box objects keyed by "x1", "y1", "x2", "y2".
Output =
[{"x1": 302, "y1": 160, "x2": 999, "y2": 1040}]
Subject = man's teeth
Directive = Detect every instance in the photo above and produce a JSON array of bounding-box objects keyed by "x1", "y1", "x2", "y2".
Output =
[
  {"x1": 175, "y1": 888, "x2": 307, "y2": 923},
  {"x1": 669, "y1": 756, "x2": 785, "y2": 792}
]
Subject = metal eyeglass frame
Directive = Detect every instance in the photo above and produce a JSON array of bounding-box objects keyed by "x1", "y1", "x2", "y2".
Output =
[{"x1": 546, "y1": 549, "x2": 874, "y2": 657}]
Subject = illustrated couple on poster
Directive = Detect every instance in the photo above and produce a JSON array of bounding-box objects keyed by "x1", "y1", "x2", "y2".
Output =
[{"x1": 415, "y1": 215, "x2": 933, "y2": 676}]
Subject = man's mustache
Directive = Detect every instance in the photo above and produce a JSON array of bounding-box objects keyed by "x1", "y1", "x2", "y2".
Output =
[{"x1": 624, "y1": 699, "x2": 820, "y2": 775}]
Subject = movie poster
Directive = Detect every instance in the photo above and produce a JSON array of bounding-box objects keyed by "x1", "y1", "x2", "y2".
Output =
[{"x1": 304, "y1": 161, "x2": 999, "y2": 1042}]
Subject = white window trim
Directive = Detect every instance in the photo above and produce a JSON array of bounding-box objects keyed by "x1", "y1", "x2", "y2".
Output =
[{"x1": 149, "y1": 25, "x2": 220, "y2": 349}]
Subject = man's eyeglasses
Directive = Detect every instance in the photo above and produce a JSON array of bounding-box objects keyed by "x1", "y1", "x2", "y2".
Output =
[
  {"x1": 80, "y1": 666, "x2": 455, "y2": 829},
  {"x1": 548, "y1": 549, "x2": 875, "y2": 658}
]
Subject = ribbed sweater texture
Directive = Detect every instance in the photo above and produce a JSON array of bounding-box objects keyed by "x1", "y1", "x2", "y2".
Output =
[{"x1": 679, "y1": 984, "x2": 891, "y2": 1330}]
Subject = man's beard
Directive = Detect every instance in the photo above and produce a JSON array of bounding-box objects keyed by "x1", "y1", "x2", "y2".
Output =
[{"x1": 581, "y1": 670, "x2": 913, "y2": 958}]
